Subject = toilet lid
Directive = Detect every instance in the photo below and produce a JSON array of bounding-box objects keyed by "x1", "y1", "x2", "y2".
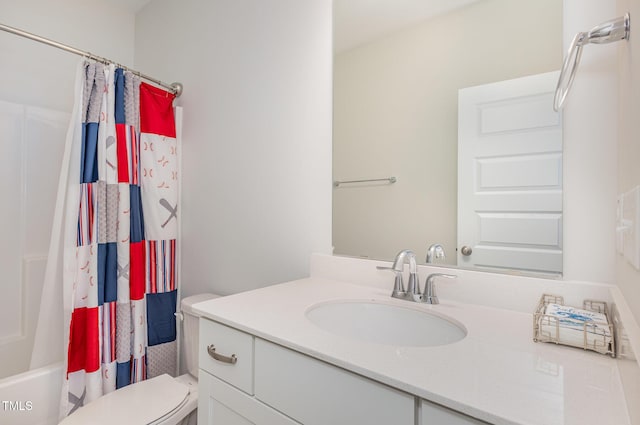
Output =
[{"x1": 59, "y1": 374, "x2": 190, "y2": 425}]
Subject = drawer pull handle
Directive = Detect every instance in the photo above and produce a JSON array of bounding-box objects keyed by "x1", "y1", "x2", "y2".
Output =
[{"x1": 207, "y1": 344, "x2": 237, "y2": 365}]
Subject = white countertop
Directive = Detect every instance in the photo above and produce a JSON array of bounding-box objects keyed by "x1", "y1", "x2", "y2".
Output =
[{"x1": 192, "y1": 277, "x2": 630, "y2": 425}]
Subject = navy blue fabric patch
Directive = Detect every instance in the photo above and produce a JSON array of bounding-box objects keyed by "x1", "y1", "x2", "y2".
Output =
[
  {"x1": 130, "y1": 185, "x2": 145, "y2": 243},
  {"x1": 146, "y1": 290, "x2": 177, "y2": 346},
  {"x1": 97, "y1": 244, "x2": 105, "y2": 306},
  {"x1": 114, "y1": 68, "x2": 125, "y2": 124},
  {"x1": 81, "y1": 122, "x2": 99, "y2": 183},
  {"x1": 116, "y1": 361, "x2": 130, "y2": 389},
  {"x1": 80, "y1": 124, "x2": 86, "y2": 183},
  {"x1": 98, "y1": 243, "x2": 118, "y2": 305}
]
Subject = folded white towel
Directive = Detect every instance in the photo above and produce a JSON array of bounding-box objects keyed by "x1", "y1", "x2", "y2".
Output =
[
  {"x1": 544, "y1": 303, "x2": 610, "y2": 335},
  {"x1": 538, "y1": 303, "x2": 612, "y2": 354}
]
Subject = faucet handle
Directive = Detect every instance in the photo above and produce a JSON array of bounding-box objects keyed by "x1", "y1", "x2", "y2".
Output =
[
  {"x1": 377, "y1": 266, "x2": 406, "y2": 299},
  {"x1": 422, "y1": 273, "x2": 456, "y2": 304}
]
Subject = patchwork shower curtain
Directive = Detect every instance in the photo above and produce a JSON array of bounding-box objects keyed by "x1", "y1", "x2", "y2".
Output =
[{"x1": 59, "y1": 61, "x2": 180, "y2": 417}]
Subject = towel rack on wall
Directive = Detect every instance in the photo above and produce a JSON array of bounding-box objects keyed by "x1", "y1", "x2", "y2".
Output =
[
  {"x1": 553, "y1": 13, "x2": 630, "y2": 111},
  {"x1": 333, "y1": 177, "x2": 397, "y2": 187}
]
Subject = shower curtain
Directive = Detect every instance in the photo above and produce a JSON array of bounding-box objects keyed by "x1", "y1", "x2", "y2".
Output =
[{"x1": 47, "y1": 61, "x2": 181, "y2": 418}]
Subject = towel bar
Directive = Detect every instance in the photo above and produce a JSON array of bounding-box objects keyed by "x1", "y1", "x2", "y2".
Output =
[{"x1": 333, "y1": 177, "x2": 397, "y2": 187}]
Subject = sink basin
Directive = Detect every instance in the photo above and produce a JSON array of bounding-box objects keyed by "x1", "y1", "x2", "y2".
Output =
[{"x1": 306, "y1": 301, "x2": 466, "y2": 347}]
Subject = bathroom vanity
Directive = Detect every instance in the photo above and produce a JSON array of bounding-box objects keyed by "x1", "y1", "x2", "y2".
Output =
[
  {"x1": 197, "y1": 315, "x2": 485, "y2": 425},
  {"x1": 193, "y1": 255, "x2": 632, "y2": 425},
  {"x1": 198, "y1": 318, "x2": 418, "y2": 424}
]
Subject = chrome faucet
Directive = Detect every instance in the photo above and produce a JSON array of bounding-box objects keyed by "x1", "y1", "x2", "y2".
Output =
[
  {"x1": 422, "y1": 273, "x2": 456, "y2": 304},
  {"x1": 379, "y1": 250, "x2": 456, "y2": 304},
  {"x1": 426, "y1": 243, "x2": 446, "y2": 263},
  {"x1": 377, "y1": 250, "x2": 419, "y2": 300}
]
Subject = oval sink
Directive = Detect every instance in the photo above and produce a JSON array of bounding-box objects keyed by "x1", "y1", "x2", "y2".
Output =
[{"x1": 306, "y1": 301, "x2": 466, "y2": 347}]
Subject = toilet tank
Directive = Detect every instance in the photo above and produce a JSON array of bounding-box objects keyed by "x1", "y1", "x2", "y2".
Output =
[{"x1": 181, "y1": 293, "x2": 220, "y2": 378}]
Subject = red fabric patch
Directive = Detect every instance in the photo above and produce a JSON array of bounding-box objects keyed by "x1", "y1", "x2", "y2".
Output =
[
  {"x1": 139, "y1": 83, "x2": 176, "y2": 137},
  {"x1": 67, "y1": 307, "x2": 100, "y2": 374},
  {"x1": 130, "y1": 241, "x2": 146, "y2": 301},
  {"x1": 116, "y1": 123, "x2": 129, "y2": 183}
]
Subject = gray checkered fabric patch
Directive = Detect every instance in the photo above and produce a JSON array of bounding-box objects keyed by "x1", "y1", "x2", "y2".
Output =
[
  {"x1": 147, "y1": 340, "x2": 177, "y2": 378},
  {"x1": 97, "y1": 183, "x2": 118, "y2": 243},
  {"x1": 115, "y1": 302, "x2": 131, "y2": 363}
]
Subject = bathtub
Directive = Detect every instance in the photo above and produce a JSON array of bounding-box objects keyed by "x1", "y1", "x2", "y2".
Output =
[{"x1": 0, "y1": 363, "x2": 63, "y2": 425}]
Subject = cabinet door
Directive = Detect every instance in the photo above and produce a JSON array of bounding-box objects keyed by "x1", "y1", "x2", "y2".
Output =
[
  {"x1": 421, "y1": 399, "x2": 489, "y2": 424},
  {"x1": 254, "y1": 338, "x2": 414, "y2": 425},
  {"x1": 199, "y1": 370, "x2": 300, "y2": 425},
  {"x1": 210, "y1": 399, "x2": 255, "y2": 425}
]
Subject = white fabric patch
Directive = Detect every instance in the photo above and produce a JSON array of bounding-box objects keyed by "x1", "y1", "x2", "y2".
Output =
[
  {"x1": 116, "y1": 183, "x2": 130, "y2": 303},
  {"x1": 139, "y1": 133, "x2": 178, "y2": 240},
  {"x1": 102, "y1": 361, "x2": 117, "y2": 395},
  {"x1": 74, "y1": 244, "x2": 98, "y2": 309}
]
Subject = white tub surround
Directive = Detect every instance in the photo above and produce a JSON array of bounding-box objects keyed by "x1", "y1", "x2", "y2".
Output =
[
  {"x1": 0, "y1": 363, "x2": 63, "y2": 425},
  {"x1": 193, "y1": 255, "x2": 632, "y2": 425}
]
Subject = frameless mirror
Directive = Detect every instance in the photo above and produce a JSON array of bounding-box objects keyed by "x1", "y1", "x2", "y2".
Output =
[{"x1": 332, "y1": 0, "x2": 563, "y2": 276}]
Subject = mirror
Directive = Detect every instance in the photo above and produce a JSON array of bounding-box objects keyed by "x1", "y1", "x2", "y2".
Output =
[{"x1": 332, "y1": 0, "x2": 563, "y2": 275}]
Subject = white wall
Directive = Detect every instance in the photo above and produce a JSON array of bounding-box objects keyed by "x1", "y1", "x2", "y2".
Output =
[
  {"x1": 0, "y1": 0, "x2": 137, "y2": 379},
  {"x1": 333, "y1": 0, "x2": 562, "y2": 264},
  {"x1": 615, "y1": 3, "x2": 640, "y2": 420},
  {"x1": 0, "y1": 0, "x2": 136, "y2": 111},
  {"x1": 134, "y1": 0, "x2": 333, "y2": 297},
  {"x1": 562, "y1": 0, "x2": 619, "y2": 285},
  {"x1": 566, "y1": 0, "x2": 639, "y2": 421},
  {"x1": 617, "y1": 0, "x2": 640, "y2": 333}
]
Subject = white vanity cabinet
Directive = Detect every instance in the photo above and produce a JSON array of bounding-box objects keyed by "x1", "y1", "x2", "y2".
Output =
[
  {"x1": 198, "y1": 318, "x2": 485, "y2": 425},
  {"x1": 198, "y1": 319, "x2": 412, "y2": 425},
  {"x1": 198, "y1": 319, "x2": 300, "y2": 425}
]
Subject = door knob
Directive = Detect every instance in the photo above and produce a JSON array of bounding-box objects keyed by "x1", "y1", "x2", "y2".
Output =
[{"x1": 460, "y1": 246, "x2": 473, "y2": 256}]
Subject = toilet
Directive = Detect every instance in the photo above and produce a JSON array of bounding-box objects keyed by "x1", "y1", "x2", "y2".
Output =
[{"x1": 60, "y1": 293, "x2": 220, "y2": 425}]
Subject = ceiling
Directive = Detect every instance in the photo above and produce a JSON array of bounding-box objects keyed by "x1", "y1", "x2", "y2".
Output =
[
  {"x1": 109, "y1": 0, "x2": 153, "y2": 13},
  {"x1": 113, "y1": 0, "x2": 480, "y2": 52},
  {"x1": 334, "y1": 0, "x2": 480, "y2": 53}
]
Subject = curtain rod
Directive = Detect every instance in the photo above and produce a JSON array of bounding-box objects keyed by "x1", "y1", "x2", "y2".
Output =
[{"x1": 0, "y1": 22, "x2": 183, "y2": 97}]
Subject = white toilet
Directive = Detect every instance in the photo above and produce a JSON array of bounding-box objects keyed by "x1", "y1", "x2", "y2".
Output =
[{"x1": 60, "y1": 293, "x2": 219, "y2": 425}]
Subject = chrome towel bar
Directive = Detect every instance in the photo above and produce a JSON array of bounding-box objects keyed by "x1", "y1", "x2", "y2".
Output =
[{"x1": 333, "y1": 177, "x2": 397, "y2": 187}]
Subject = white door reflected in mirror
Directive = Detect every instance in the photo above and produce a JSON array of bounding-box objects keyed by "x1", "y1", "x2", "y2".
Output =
[{"x1": 457, "y1": 72, "x2": 563, "y2": 275}]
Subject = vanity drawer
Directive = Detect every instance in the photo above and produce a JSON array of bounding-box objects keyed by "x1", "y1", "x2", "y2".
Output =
[
  {"x1": 421, "y1": 399, "x2": 489, "y2": 424},
  {"x1": 254, "y1": 338, "x2": 414, "y2": 425},
  {"x1": 199, "y1": 319, "x2": 254, "y2": 394}
]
